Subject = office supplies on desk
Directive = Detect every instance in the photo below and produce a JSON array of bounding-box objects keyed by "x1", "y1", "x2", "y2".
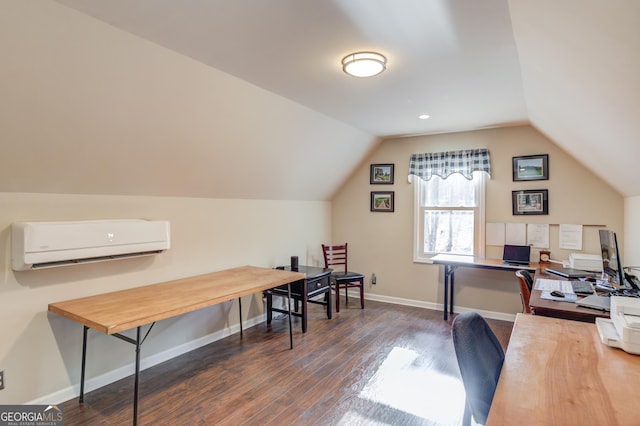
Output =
[
  {"x1": 545, "y1": 267, "x2": 595, "y2": 279},
  {"x1": 596, "y1": 296, "x2": 640, "y2": 355}
]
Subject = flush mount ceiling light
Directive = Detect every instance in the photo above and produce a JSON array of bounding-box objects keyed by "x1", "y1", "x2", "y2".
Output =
[{"x1": 342, "y1": 51, "x2": 387, "y2": 77}]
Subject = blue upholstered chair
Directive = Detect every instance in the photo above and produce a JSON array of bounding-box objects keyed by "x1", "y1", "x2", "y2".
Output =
[{"x1": 451, "y1": 312, "x2": 505, "y2": 426}]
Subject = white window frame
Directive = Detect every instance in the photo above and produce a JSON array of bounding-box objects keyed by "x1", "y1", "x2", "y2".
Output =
[{"x1": 413, "y1": 172, "x2": 486, "y2": 263}]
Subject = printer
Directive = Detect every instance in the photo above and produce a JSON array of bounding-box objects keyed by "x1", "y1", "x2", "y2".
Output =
[
  {"x1": 596, "y1": 296, "x2": 640, "y2": 355},
  {"x1": 569, "y1": 253, "x2": 603, "y2": 272}
]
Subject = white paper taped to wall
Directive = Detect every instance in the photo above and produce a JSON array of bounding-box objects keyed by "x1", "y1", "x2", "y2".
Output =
[
  {"x1": 505, "y1": 223, "x2": 527, "y2": 245},
  {"x1": 559, "y1": 224, "x2": 583, "y2": 250},
  {"x1": 527, "y1": 223, "x2": 549, "y2": 248},
  {"x1": 486, "y1": 222, "x2": 505, "y2": 246}
]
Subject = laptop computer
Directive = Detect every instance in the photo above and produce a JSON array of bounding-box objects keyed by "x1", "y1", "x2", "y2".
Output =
[
  {"x1": 502, "y1": 245, "x2": 531, "y2": 266},
  {"x1": 545, "y1": 267, "x2": 596, "y2": 279}
]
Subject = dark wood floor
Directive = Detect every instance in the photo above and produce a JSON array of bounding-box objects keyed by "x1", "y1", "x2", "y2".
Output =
[{"x1": 60, "y1": 298, "x2": 513, "y2": 425}]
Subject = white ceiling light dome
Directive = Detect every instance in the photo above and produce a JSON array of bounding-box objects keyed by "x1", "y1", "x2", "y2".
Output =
[{"x1": 342, "y1": 51, "x2": 387, "y2": 78}]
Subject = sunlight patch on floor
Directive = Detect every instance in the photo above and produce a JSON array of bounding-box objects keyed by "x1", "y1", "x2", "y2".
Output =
[
  {"x1": 358, "y1": 346, "x2": 465, "y2": 425},
  {"x1": 338, "y1": 411, "x2": 388, "y2": 426}
]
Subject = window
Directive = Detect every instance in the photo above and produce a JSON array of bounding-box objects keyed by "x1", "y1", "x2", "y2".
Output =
[
  {"x1": 409, "y1": 149, "x2": 490, "y2": 263},
  {"x1": 413, "y1": 173, "x2": 486, "y2": 261}
]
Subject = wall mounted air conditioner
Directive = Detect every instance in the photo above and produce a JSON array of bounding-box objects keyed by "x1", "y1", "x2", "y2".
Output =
[{"x1": 11, "y1": 219, "x2": 170, "y2": 271}]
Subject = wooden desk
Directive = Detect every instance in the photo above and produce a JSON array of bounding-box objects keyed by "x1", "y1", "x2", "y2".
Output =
[
  {"x1": 530, "y1": 271, "x2": 609, "y2": 322},
  {"x1": 431, "y1": 254, "x2": 539, "y2": 320},
  {"x1": 48, "y1": 265, "x2": 305, "y2": 426},
  {"x1": 487, "y1": 314, "x2": 640, "y2": 425}
]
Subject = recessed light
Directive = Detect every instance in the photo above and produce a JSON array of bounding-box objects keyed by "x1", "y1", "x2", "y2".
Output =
[{"x1": 419, "y1": 114, "x2": 430, "y2": 120}]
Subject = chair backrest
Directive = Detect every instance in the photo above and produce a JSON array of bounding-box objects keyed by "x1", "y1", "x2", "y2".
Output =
[
  {"x1": 452, "y1": 312, "x2": 505, "y2": 425},
  {"x1": 322, "y1": 244, "x2": 348, "y2": 274},
  {"x1": 515, "y1": 269, "x2": 533, "y2": 314}
]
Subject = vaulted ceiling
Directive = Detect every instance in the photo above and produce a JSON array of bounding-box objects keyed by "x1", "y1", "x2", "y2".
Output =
[{"x1": 7, "y1": 1, "x2": 640, "y2": 198}]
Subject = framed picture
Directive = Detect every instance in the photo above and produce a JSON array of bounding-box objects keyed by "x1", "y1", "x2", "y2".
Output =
[
  {"x1": 370, "y1": 163, "x2": 394, "y2": 184},
  {"x1": 371, "y1": 191, "x2": 394, "y2": 212},
  {"x1": 512, "y1": 189, "x2": 548, "y2": 215},
  {"x1": 512, "y1": 154, "x2": 549, "y2": 181}
]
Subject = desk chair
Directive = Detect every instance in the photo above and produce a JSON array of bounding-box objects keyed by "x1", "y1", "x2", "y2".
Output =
[
  {"x1": 452, "y1": 312, "x2": 505, "y2": 426},
  {"x1": 515, "y1": 269, "x2": 534, "y2": 314},
  {"x1": 321, "y1": 243, "x2": 365, "y2": 312}
]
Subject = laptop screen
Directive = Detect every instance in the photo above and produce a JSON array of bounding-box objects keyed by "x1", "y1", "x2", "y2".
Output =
[{"x1": 503, "y1": 245, "x2": 531, "y2": 264}]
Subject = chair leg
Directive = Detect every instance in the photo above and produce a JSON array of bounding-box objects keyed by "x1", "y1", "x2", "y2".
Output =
[
  {"x1": 359, "y1": 279, "x2": 365, "y2": 309},
  {"x1": 462, "y1": 399, "x2": 472, "y2": 426},
  {"x1": 334, "y1": 282, "x2": 341, "y2": 312}
]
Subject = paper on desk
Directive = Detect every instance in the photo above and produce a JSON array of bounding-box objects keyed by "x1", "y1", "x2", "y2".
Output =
[{"x1": 534, "y1": 278, "x2": 575, "y2": 294}]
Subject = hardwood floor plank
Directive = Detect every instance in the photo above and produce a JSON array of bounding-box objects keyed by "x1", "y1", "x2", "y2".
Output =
[{"x1": 59, "y1": 299, "x2": 512, "y2": 425}]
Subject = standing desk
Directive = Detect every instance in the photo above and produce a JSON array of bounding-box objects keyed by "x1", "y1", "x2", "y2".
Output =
[
  {"x1": 431, "y1": 254, "x2": 539, "y2": 320},
  {"x1": 48, "y1": 265, "x2": 305, "y2": 426},
  {"x1": 487, "y1": 314, "x2": 640, "y2": 425}
]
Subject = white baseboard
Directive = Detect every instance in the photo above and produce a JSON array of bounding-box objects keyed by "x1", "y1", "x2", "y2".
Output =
[
  {"x1": 355, "y1": 291, "x2": 517, "y2": 322},
  {"x1": 34, "y1": 293, "x2": 513, "y2": 404},
  {"x1": 30, "y1": 315, "x2": 265, "y2": 405}
]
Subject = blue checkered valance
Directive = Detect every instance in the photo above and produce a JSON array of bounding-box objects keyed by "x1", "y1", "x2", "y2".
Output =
[{"x1": 408, "y1": 148, "x2": 491, "y2": 181}]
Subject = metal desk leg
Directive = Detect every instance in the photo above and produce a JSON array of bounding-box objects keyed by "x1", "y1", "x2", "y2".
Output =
[
  {"x1": 287, "y1": 283, "x2": 293, "y2": 349},
  {"x1": 443, "y1": 266, "x2": 449, "y2": 321},
  {"x1": 302, "y1": 279, "x2": 308, "y2": 333},
  {"x1": 449, "y1": 267, "x2": 455, "y2": 317},
  {"x1": 79, "y1": 326, "x2": 88, "y2": 403},
  {"x1": 443, "y1": 265, "x2": 457, "y2": 321},
  {"x1": 133, "y1": 326, "x2": 141, "y2": 426},
  {"x1": 238, "y1": 297, "x2": 243, "y2": 338}
]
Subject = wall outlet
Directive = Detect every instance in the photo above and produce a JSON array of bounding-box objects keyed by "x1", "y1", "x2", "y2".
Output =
[
  {"x1": 371, "y1": 273, "x2": 376, "y2": 285},
  {"x1": 0, "y1": 370, "x2": 4, "y2": 390}
]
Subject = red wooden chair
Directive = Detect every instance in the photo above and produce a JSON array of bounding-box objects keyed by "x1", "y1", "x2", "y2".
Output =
[
  {"x1": 322, "y1": 243, "x2": 365, "y2": 312},
  {"x1": 516, "y1": 270, "x2": 533, "y2": 314}
]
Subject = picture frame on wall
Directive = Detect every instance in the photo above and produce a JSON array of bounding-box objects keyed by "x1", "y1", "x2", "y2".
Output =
[
  {"x1": 512, "y1": 154, "x2": 549, "y2": 181},
  {"x1": 371, "y1": 191, "x2": 394, "y2": 212},
  {"x1": 512, "y1": 189, "x2": 548, "y2": 215},
  {"x1": 370, "y1": 163, "x2": 394, "y2": 184}
]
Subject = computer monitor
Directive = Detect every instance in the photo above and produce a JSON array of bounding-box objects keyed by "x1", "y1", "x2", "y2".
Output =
[{"x1": 599, "y1": 229, "x2": 626, "y2": 288}]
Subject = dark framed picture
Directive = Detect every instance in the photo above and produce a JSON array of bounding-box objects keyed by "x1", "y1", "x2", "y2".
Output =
[
  {"x1": 370, "y1": 163, "x2": 394, "y2": 184},
  {"x1": 512, "y1": 154, "x2": 548, "y2": 181},
  {"x1": 371, "y1": 191, "x2": 394, "y2": 212},
  {"x1": 512, "y1": 189, "x2": 548, "y2": 215}
]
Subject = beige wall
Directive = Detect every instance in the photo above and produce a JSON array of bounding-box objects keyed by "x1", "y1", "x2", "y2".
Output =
[
  {"x1": 0, "y1": 1, "x2": 377, "y2": 201},
  {"x1": 0, "y1": 1, "x2": 346, "y2": 404},
  {"x1": 625, "y1": 196, "x2": 640, "y2": 268},
  {"x1": 332, "y1": 125, "x2": 624, "y2": 318},
  {"x1": 0, "y1": 193, "x2": 330, "y2": 404}
]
